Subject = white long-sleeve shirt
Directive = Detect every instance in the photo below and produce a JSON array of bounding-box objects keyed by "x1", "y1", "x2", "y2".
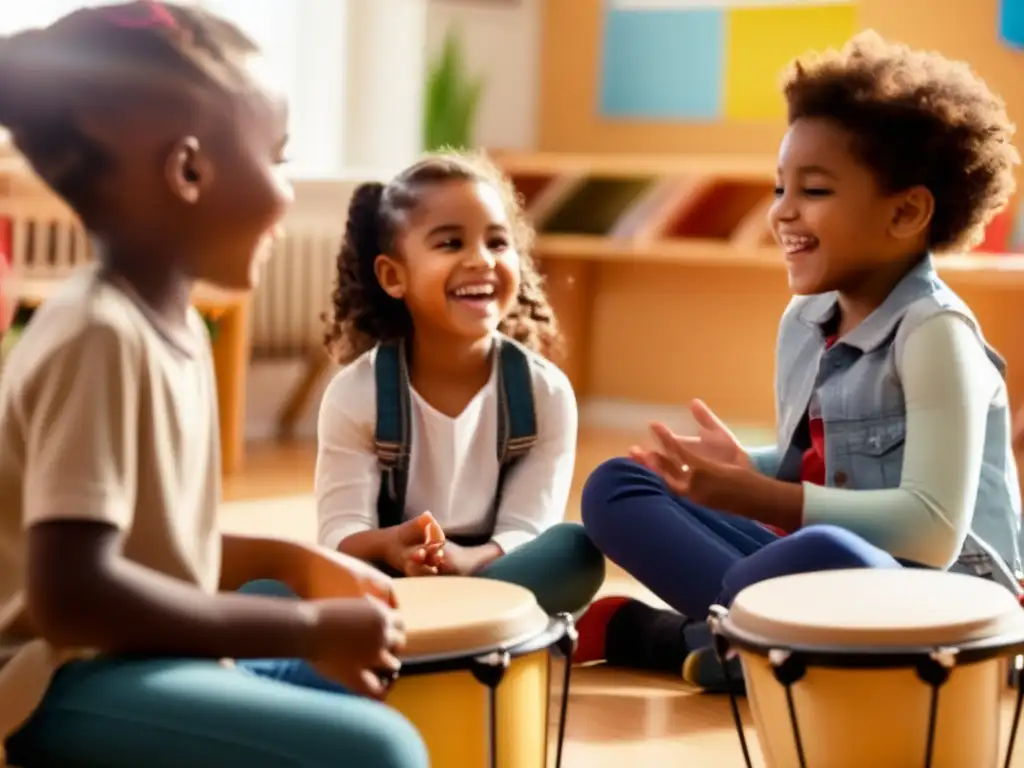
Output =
[
  {"x1": 792, "y1": 312, "x2": 1004, "y2": 569},
  {"x1": 315, "y1": 346, "x2": 578, "y2": 554}
]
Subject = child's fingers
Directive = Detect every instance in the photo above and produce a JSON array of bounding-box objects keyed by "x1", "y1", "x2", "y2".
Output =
[
  {"x1": 690, "y1": 399, "x2": 727, "y2": 432},
  {"x1": 421, "y1": 542, "x2": 445, "y2": 567},
  {"x1": 629, "y1": 446, "x2": 658, "y2": 470},
  {"x1": 650, "y1": 422, "x2": 703, "y2": 469},
  {"x1": 647, "y1": 450, "x2": 691, "y2": 496},
  {"x1": 424, "y1": 520, "x2": 445, "y2": 546},
  {"x1": 404, "y1": 560, "x2": 439, "y2": 577}
]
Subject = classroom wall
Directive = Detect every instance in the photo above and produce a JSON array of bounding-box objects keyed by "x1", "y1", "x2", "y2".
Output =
[
  {"x1": 534, "y1": 0, "x2": 1024, "y2": 427},
  {"x1": 427, "y1": 0, "x2": 542, "y2": 150},
  {"x1": 539, "y1": 0, "x2": 1024, "y2": 155}
]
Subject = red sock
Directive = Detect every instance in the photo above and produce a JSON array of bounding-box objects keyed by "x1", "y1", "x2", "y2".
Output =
[{"x1": 573, "y1": 596, "x2": 631, "y2": 664}]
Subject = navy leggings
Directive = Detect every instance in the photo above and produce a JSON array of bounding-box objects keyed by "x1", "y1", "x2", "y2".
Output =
[{"x1": 581, "y1": 457, "x2": 902, "y2": 619}]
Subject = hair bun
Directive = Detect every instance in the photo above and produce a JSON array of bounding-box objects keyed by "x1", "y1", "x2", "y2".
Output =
[
  {"x1": 349, "y1": 181, "x2": 385, "y2": 216},
  {"x1": 345, "y1": 181, "x2": 386, "y2": 257}
]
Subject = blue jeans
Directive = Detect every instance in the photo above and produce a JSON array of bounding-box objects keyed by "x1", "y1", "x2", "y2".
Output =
[
  {"x1": 5, "y1": 582, "x2": 427, "y2": 768},
  {"x1": 581, "y1": 458, "x2": 902, "y2": 619}
]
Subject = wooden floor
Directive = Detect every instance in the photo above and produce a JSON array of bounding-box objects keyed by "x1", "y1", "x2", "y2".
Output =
[{"x1": 221, "y1": 429, "x2": 1024, "y2": 767}]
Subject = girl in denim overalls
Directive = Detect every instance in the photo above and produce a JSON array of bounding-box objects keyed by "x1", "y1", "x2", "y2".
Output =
[{"x1": 574, "y1": 32, "x2": 1023, "y2": 691}]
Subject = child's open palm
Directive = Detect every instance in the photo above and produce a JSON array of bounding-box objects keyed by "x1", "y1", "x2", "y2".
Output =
[{"x1": 630, "y1": 400, "x2": 751, "y2": 470}]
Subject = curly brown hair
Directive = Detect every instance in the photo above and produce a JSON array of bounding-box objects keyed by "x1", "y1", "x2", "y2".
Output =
[
  {"x1": 781, "y1": 30, "x2": 1019, "y2": 252},
  {"x1": 324, "y1": 151, "x2": 561, "y2": 364},
  {"x1": 0, "y1": 2, "x2": 257, "y2": 226}
]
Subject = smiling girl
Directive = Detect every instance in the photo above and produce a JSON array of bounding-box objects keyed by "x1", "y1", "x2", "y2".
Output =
[
  {"x1": 313, "y1": 153, "x2": 605, "y2": 615},
  {"x1": 576, "y1": 31, "x2": 1022, "y2": 690}
]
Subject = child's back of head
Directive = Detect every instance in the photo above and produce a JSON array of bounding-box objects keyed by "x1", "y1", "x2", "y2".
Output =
[{"x1": 0, "y1": 1, "x2": 293, "y2": 292}]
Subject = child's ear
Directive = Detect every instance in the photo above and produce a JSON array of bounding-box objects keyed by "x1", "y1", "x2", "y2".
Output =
[
  {"x1": 374, "y1": 254, "x2": 406, "y2": 299},
  {"x1": 889, "y1": 186, "x2": 934, "y2": 242},
  {"x1": 164, "y1": 136, "x2": 212, "y2": 205}
]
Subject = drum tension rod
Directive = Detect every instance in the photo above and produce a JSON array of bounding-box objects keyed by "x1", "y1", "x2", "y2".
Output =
[
  {"x1": 555, "y1": 612, "x2": 579, "y2": 660},
  {"x1": 1006, "y1": 661, "x2": 1024, "y2": 768},
  {"x1": 471, "y1": 651, "x2": 511, "y2": 768},
  {"x1": 768, "y1": 651, "x2": 810, "y2": 768},
  {"x1": 708, "y1": 607, "x2": 757, "y2": 768},
  {"x1": 553, "y1": 613, "x2": 577, "y2": 768},
  {"x1": 915, "y1": 649, "x2": 956, "y2": 768}
]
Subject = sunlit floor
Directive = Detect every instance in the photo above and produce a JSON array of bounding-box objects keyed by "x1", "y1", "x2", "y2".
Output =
[{"x1": 222, "y1": 430, "x2": 1024, "y2": 767}]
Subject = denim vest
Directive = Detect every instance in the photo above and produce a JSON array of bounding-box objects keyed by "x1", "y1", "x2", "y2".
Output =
[{"x1": 763, "y1": 256, "x2": 1022, "y2": 592}]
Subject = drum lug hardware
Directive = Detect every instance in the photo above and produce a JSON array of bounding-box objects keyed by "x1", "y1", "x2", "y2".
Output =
[
  {"x1": 709, "y1": 615, "x2": 734, "y2": 660},
  {"x1": 769, "y1": 649, "x2": 807, "y2": 686},
  {"x1": 916, "y1": 647, "x2": 957, "y2": 687},
  {"x1": 707, "y1": 604, "x2": 727, "y2": 631},
  {"x1": 555, "y1": 612, "x2": 578, "y2": 659},
  {"x1": 471, "y1": 650, "x2": 511, "y2": 689}
]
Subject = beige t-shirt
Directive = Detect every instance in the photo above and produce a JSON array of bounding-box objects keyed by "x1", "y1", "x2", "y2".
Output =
[{"x1": 0, "y1": 265, "x2": 222, "y2": 739}]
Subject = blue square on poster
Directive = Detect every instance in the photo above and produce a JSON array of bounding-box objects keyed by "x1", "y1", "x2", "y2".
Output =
[
  {"x1": 600, "y1": 8, "x2": 724, "y2": 120},
  {"x1": 1002, "y1": 0, "x2": 1024, "y2": 48}
]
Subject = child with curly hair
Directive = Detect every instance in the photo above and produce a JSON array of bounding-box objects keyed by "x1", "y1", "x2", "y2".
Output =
[
  {"x1": 314, "y1": 153, "x2": 605, "y2": 617},
  {"x1": 576, "y1": 31, "x2": 1022, "y2": 691},
  {"x1": 0, "y1": 3, "x2": 427, "y2": 766}
]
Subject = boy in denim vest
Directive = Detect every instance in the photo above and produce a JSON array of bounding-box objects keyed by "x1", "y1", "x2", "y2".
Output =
[{"x1": 574, "y1": 31, "x2": 1022, "y2": 691}]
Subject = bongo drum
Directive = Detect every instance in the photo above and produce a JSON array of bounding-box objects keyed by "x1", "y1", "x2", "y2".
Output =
[
  {"x1": 708, "y1": 569, "x2": 1024, "y2": 768},
  {"x1": 388, "y1": 577, "x2": 576, "y2": 768}
]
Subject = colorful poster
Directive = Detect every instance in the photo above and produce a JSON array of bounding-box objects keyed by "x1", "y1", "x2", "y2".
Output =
[{"x1": 600, "y1": 0, "x2": 858, "y2": 121}]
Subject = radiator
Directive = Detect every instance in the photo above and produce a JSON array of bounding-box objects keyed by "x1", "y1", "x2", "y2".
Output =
[{"x1": 0, "y1": 177, "x2": 369, "y2": 357}]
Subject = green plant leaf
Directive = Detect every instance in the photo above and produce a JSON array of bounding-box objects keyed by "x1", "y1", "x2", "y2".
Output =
[{"x1": 422, "y1": 26, "x2": 483, "y2": 151}]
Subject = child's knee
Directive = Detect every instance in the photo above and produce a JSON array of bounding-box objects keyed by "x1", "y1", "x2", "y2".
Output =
[
  {"x1": 545, "y1": 522, "x2": 605, "y2": 571},
  {"x1": 581, "y1": 457, "x2": 657, "y2": 541},
  {"x1": 787, "y1": 525, "x2": 894, "y2": 569},
  {"x1": 346, "y1": 707, "x2": 428, "y2": 768}
]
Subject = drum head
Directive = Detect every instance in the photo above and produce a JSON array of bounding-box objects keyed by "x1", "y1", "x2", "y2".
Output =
[
  {"x1": 393, "y1": 576, "x2": 550, "y2": 658},
  {"x1": 725, "y1": 568, "x2": 1024, "y2": 650}
]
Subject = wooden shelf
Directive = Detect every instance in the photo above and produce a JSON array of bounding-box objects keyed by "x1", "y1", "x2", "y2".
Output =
[
  {"x1": 659, "y1": 179, "x2": 774, "y2": 240},
  {"x1": 540, "y1": 176, "x2": 657, "y2": 235},
  {"x1": 494, "y1": 151, "x2": 1024, "y2": 282},
  {"x1": 508, "y1": 173, "x2": 558, "y2": 211}
]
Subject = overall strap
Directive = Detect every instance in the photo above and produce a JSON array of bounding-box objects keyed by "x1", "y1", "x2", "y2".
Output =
[
  {"x1": 374, "y1": 340, "x2": 412, "y2": 530},
  {"x1": 484, "y1": 337, "x2": 539, "y2": 537}
]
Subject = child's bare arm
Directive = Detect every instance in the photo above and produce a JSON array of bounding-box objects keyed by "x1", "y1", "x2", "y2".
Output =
[{"x1": 27, "y1": 520, "x2": 317, "y2": 660}]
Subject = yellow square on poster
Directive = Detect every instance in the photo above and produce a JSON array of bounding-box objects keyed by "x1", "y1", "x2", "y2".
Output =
[{"x1": 724, "y1": 3, "x2": 857, "y2": 122}]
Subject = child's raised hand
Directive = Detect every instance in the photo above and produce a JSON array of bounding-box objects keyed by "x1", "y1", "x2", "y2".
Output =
[
  {"x1": 637, "y1": 400, "x2": 752, "y2": 470},
  {"x1": 384, "y1": 512, "x2": 447, "y2": 576},
  {"x1": 632, "y1": 421, "x2": 743, "y2": 507}
]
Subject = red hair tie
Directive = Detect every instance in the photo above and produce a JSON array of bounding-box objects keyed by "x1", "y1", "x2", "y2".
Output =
[{"x1": 102, "y1": 1, "x2": 178, "y2": 31}]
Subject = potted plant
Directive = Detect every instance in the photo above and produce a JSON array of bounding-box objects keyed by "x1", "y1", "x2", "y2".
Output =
[{"x1": 423, "y1": 27, "x2": 484, "y2": 152}]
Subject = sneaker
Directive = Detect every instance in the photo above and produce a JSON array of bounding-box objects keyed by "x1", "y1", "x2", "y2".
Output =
[{"x1": 681, "y1": 645, "x2": 745, "y2": 694}]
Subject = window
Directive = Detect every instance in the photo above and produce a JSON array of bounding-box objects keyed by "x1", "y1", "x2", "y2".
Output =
[
  {"x1": 0, "y1": 1, "x2": 347, "y2": 178},
  {"x1": 196, "y1": 0, "x2": 346, "y2": 178}
]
